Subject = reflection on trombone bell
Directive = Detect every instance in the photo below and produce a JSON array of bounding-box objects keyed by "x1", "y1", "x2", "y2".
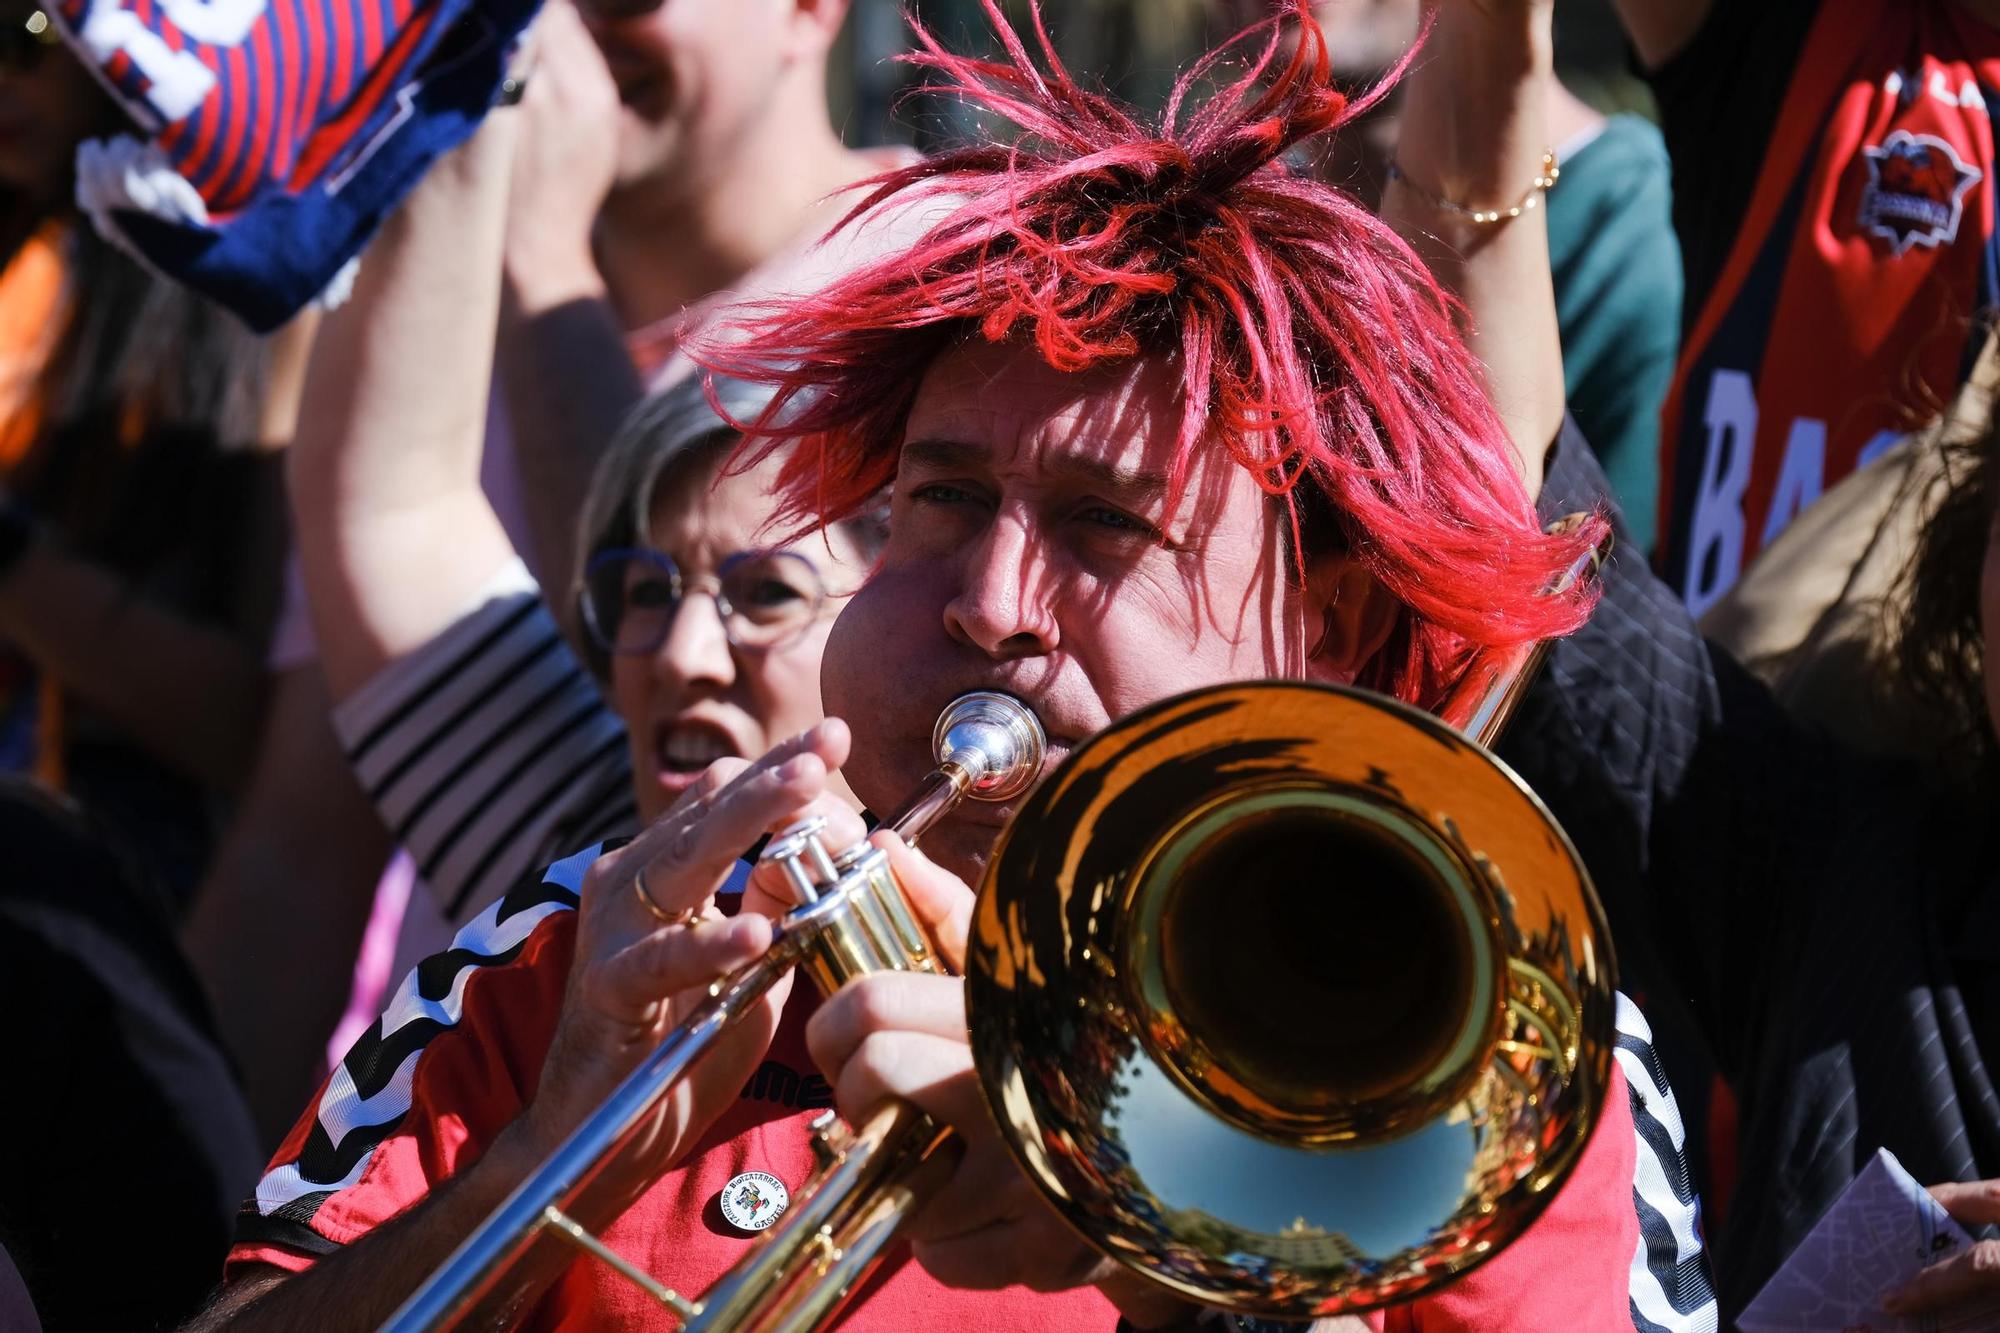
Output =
[
  {"x1": 970, "y1": 679, "x2": 1611, "y2": 1315},
  {"x1": 386, "y1": 650, "x2": 1616, "y2": 1330}
]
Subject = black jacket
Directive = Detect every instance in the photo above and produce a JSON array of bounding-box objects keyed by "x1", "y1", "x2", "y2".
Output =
[{"x1": 1503, "y1": 426, "x2": 1998, "y2": 1321}]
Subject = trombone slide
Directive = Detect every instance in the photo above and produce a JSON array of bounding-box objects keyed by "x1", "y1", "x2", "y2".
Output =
[
  {"x1": 385, "y1": 925, "x2": 820, "y2": 1330},
  {"x1": 384, "y1": 691, "x2": 1046, "y2": 1332}
]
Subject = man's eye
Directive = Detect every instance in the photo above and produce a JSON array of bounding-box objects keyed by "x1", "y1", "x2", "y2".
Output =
[
  {"x1": 742, "y1": 579, "x2": 806, "y2": 608},
  {"x1": 1078, "y1": 505, "x2": 1155, "y2": 536},
  {"x1": 910, "y1": 482, "x2": 980, "y2": 505}
]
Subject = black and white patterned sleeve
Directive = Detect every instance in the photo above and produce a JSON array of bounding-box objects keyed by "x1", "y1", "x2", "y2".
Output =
[{"x1": 1616, "y1": 993, "x2": 1719, "y2": 1333}]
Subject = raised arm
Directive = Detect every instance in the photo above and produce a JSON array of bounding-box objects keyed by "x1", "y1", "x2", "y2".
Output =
[
  {"x1": 1378, "y1": 0, "x2": 1564, "y2": 497},
  {"x1": 287, "y1": 107, "x2": 519, "y2": 703},
  {"x1": 1405, "y1": 0, "x2": 1800, "y2": 1127},
  {"x1": 493, "y1": 5, "x2": 641, "y2": 641}
]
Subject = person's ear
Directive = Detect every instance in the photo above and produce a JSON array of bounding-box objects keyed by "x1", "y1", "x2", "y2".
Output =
[
  {"x1": 1301, "y1": 552, "x2": 1398, "y2": 682},
  {"x1": 783, "y1": 0, "x2": 850, "y2": 60}
]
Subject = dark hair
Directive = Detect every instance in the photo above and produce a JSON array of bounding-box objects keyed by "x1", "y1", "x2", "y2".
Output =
[
  {"x1": 0, "y1": 44, "x2": 259, "y2": 514},
  {"x1": 573, "y1": 373, "x2": 889, "y2": 679},
  {"x1": 1896, "y1": 411, "x2": 2000, "y2": 792},
  {"x1": 7, "y1": 225, "x2": 266, "y2": 586},
  {"x1": 45, "y1": 228, "x2": 260, "y2": 423}
]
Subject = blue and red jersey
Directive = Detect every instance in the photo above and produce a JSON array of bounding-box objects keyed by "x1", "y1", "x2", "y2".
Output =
[{"x1": 1653, "y1": 0, "x2": 2000, "y2": 614}]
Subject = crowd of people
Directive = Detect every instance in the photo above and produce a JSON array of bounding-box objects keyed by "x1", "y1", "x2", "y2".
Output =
[{"x1": 3, "y1": 0, "x2": 2000, "y2": 1328}]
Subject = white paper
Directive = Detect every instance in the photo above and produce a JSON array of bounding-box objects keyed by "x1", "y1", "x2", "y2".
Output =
[{"x1": 1738, "y1": 1149, "x2": 1990, "y2": 1333}]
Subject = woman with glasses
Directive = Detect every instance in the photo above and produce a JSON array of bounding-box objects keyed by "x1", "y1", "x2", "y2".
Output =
[
  {"x1": 290, "y1": 113, "x2": 881, "y2": 939},
  {"x1": 575, "y1": 381, "x2": 880, "y2": 835},
  {"x1": 219, "y1": 116, "x2": 1067, "y2": 1333},
  {"x1": 325, "y1": 371, "x2": 879, "y2": 927}
]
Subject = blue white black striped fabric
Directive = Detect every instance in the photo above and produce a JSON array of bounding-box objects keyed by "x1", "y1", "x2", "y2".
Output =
[
  {"x1": 238, "y1": 845, "x2": 595, "y2": 1251},
  {"x1": 1616, "y1": 993, "x2": 1720, "y2": 1332}
]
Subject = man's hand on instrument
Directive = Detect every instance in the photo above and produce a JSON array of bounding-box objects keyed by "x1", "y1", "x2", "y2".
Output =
[
  {"x1": 805, "y1": 835, "x2": 1193, "y2": 1322},
  {"x1": 524, "y1": 720, "x2": 862, "y2": 1184},
  {"x1": 809, "y1": 965, "x2": 1113, "y2": 1285}
]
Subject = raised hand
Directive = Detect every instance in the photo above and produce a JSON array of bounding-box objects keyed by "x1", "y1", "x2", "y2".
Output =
[{"x1": 502, "y1": 0, "x2": 622, "y2": 313}]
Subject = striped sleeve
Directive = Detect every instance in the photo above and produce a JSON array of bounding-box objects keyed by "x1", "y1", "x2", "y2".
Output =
[
  {"x1": 229, "y1": 845, "x2": 602, "y2": 1270},
  {"x1": 332, "y1": 559, "x2": 640, "y2": 921},
  {"x1": 1616, "y1": 993, "x2": 1720, "y2": 1333}
]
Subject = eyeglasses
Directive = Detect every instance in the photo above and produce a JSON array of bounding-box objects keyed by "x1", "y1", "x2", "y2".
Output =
[
  {"x1": 581, "y1": 548, "x2": 833, "y2": 656},
  {"x1": 0, "y1": 11, "x2": 60, "y2": 73}
]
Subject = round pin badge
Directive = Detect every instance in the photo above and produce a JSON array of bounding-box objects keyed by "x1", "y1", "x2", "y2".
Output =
[{"x1": 719, "y1": 1170, "x2": 790, "y2": 1232}]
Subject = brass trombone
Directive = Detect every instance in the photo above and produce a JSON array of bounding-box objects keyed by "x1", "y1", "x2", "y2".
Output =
[
  {"x1": 969, "y1": 671, "x2": 1613, "y2": 1316},
  {"x1": 384, "y1": 691, "x2": 1048, "y2": 1331},
  {"x1": 387, "y1": 641, "x2": 1615, "y2": 1328}
]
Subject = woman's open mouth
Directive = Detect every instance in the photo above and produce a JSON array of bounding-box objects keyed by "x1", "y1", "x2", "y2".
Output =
[{"x1": 652, "y1": 718, "x2": 742, "y2": 782}]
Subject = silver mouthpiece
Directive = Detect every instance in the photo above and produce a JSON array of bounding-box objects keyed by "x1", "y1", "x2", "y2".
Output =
[
  {"x1": 932, "y1": 691, "x2": 1045, "y2": 801},
  {"x1": 879, "y1": 692, "x2": 1047, "y2": 846}
]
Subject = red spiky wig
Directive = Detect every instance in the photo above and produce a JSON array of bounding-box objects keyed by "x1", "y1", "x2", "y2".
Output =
[{"x1": 697, "y1": 0, "x2": 1602, "y2": 708}]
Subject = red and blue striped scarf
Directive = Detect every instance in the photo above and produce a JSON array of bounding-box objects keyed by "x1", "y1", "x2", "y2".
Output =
[{"x1": 49, "y1": 0, "x2": 539, "y2": 330}]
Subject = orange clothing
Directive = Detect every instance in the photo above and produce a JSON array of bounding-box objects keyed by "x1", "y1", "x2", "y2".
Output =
[{"x1": 0, "y1": 226, "x2": 67, "y2": 471}]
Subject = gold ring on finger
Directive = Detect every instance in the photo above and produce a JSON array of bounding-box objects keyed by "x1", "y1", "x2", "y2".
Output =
[{"x1": 632, "y1": 865, "x2": 699, "y2": 928}]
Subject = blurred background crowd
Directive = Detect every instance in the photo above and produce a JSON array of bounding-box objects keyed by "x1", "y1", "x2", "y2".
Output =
[{"x1": 2, "y1": 0, "x2": 1995, "y2": 1328}]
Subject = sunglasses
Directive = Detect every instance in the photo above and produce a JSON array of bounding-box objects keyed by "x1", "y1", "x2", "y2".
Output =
[{"x1": 0, "y1": 10, "x2": 61, "y2": 73}]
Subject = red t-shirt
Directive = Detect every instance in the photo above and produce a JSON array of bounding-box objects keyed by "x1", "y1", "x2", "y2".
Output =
[{"x1": 229, "y1": 846, "x2": 1647, "y2": 1330}]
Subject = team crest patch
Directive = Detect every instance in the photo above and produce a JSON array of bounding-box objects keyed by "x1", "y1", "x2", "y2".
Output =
[
  {"x1": 1859, "y1": 130, "x2": 1984, "y2": 256},
  {"x1": 719, "y1": 1171, "x2": 790, "y2": 1232}
]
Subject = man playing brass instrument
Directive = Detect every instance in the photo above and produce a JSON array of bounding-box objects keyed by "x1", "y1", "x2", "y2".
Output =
[{"x1": 197, "y1": 1, "x2": 1711, "y2": 1329}]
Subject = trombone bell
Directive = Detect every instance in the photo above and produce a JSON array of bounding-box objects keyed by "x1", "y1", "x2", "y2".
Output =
[{"x1": 967, "y1": 681, "x2": 1616, "y2": 1319}]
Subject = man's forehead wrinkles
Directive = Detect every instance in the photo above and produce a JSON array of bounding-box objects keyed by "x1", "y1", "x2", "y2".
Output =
[
  {"x1": 900, "y1": 435, "x2": 1172, "y2": 499},
  {"x1": 1048, "y1": 450, "x2": 1171, "y2": 499}
]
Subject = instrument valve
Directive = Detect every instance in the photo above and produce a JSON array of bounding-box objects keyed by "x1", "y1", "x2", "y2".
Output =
[
  {"x1": 762, "y1": 816, "x2": 841, "y2": 905},
  {"x1": 807, "y1": 1109, "x2": 853, "y2": 1168}
]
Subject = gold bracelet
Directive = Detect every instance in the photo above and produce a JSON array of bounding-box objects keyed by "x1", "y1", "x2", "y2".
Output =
[{"x1": 1386, "y1": 151, "x2": 1560, "y2": 225}]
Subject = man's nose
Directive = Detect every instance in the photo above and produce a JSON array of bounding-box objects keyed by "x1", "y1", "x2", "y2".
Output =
[
  {"x1": 653, "y1": 590, "x2": 736, "y2": 690},
  {"x1": 942, "y1": 512, "x2": 1060, "y2": 659}
]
